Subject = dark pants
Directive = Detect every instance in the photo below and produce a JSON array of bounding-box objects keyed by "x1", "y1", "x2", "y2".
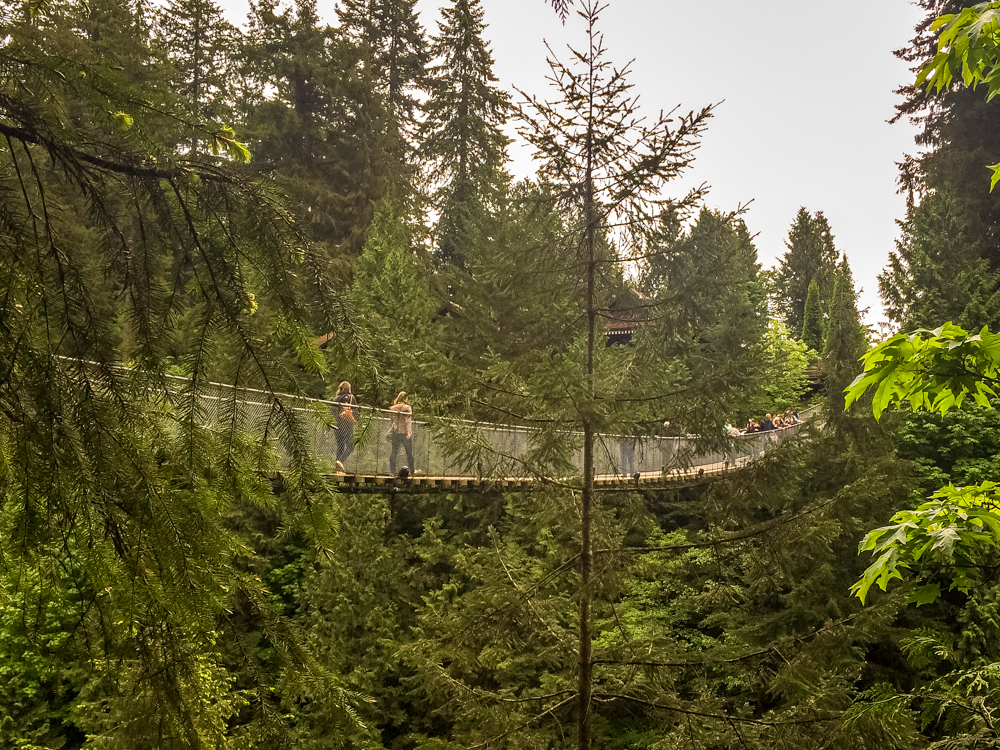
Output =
[
  {"x1": 336, "y1": 424, "x2": 355, "y2": 464},
  {"x1": 389, "y1": 433, "x2": 413, "y2": 474}
]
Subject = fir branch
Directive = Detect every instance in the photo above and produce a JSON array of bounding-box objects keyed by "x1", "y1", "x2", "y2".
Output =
[
  {"x1": 466, "y1": 693, "x2": 579, "y2": 749},
  {"x1": 592, "y1": 692, "x2": 842, "y2": 727}
]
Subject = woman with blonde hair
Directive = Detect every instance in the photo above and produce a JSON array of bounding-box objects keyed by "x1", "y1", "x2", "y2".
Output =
[
  {"x1": 388, "y1": 391, "x2": 414, "y2": 476},
  {"x1": 333, "y1": 381, "x2": 358, "y2": 471}
]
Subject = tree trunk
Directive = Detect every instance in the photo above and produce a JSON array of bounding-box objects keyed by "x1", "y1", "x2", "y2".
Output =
[{"x1": 577, "y1": 25, "x2": 597, "y2": 748}]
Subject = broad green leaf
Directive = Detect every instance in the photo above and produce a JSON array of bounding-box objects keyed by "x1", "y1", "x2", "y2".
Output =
[
  {"x1": 858, "y1": 526, "x2": 893, "y2": 553},
  {"x1": 908, "y1": 583, "x2": 942, "y2": 606}
]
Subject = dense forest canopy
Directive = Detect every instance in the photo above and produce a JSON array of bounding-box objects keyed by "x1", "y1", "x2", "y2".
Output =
[{"x1": 2, "y1": 0, "x2": 1000, "y2": 749}]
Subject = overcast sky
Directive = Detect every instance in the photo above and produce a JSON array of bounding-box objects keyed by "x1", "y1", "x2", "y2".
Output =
[{"x1": 217, "y1": 0, "x2": 926, "y2": 326}]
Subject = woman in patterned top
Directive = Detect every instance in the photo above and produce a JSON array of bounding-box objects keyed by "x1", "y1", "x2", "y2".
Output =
[
  {"x1": 333, "y1": 381, "x2": 358, "y2": 472},
  {"x1": 388, "y1": 391, "x2": 414, "y2": 476}
]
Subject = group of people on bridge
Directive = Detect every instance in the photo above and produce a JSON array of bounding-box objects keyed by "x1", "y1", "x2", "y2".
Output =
[
  {"x1": 727, "y1": 409, "x2": 802, "y2": 437},
  {"x1": 332, "y1": 381, "x2": 415, "y2": 476},
  {"x1": 618, "y1": 410, "x2": 804, "y2": 477}
]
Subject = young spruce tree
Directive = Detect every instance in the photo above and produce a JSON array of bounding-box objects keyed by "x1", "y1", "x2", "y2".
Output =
[
  {"x1": 505, "y1": 2, "x2": 713, "y2": 745},
  {"x1": 801, "y1": 279, "x2": 825, "y2": 354}
]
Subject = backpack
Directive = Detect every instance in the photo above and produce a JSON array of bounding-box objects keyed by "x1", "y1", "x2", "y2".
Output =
[{"x1": 338, "y1": 396, "x2": 357, "y2": 425}]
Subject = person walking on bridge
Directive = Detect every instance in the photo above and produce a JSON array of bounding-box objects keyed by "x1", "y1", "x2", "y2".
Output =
[
  {"x1": 659, "y1": 420, "x2": 679, "y2": 472},
  {"x1": 334, "y1": 381, "x2": 358, "y2": 472},
  {"x1": 620, "y1": 433, "x2": 637, "y2": 477},
  {"x1": 388, "y1": 391, "x2": 414, "y2": 476}
]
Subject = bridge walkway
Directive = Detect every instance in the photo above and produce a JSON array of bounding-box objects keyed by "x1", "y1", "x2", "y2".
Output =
[
  {"x1": 326, "y1": 456, "x2": 760, "y2": 494},
  {"x1": 183, "y1": 379, "x2": 813, "y2": 493}
]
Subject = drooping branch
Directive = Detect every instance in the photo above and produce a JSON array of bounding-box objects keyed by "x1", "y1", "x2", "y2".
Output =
[{"x1": 0, "y1": 121, "x2": 239, "y2": 183}]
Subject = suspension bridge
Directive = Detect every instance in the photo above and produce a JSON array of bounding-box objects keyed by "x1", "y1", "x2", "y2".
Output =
[{"x1": 188, "y1": 378, "x2": 815, "y2": 494}]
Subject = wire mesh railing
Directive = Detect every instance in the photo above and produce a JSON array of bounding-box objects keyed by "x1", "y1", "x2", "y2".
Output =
[{"x1": 174, "y1": 375, "x2": 818, "y2": 483}]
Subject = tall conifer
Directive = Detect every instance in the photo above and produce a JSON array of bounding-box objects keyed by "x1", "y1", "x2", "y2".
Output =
[
  {"x1": 801, "y1": 279, "x2": 824, "y2": 353},
  {"x1": 894, "y1": 0, "x2": 1000, "y2": 269},
  {"x1": 241, "y1": 0, "x2": 397, "y2": 260},
  {"x1": 825, "y1": 255, "x2": 868, "y2": 414},
  {"x1": 337, "y1": 0, "x2": 429, "y2": 140},
  {"x1": 155, "y1": 0, "x2": 239, "y2": 127},
  {"x1": 420, "y1": 0, "x2": 510, "y2": 268},
  {"x1": 880, "y1": 186, "x2": 1000, "y2": 330},
  {"x1": 774, "y1": 207, "x2": 838, "y2": 336},
  {"x1": 476, "y1": 3, "x2": 714, "y2": 745},
  {"x1": 75, "y1": 0, "x2": 156, "y2": 84},
  {"x1": 642, "y1": 207, "x2": 770, "y2": 418}
]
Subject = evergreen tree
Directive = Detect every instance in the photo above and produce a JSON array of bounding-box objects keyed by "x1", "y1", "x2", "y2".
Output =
[
  {"x1": 420, "y1": 0, "x2": 510, "y2": 268},
  {"x1": 774, "y1": 207, "x2": 838, "y2": 336},
  {"x1": 824, "y1": 256, "x2": 868, "y2": 421},
  {"x1": 74, "y1": 0, "x2": 157, "y2": 86},
  {"x1": 879, "y1": 186, "x2": 1000, "y2": 330},
  {"x1": 433, "y1": 2, "x2": 718, "y2": 745},
  {"x1": 437, "y1": 180, "x2": 580, "y2": 385},
  {"x1": 0, "y1": 2, "x2": 364, "y2": 741},
  {"x1": 642, "y1": 207, "x2": 771, "y2": 423},
  {"x1": 894, "y1": 0, "x2": 1000, "y2": 269},
  {"x1": 349, "y1": 198, "x2": 436, "y2": 391},
  {"x1": 240, "y1": 0, "x2": 399, "y2": 262},
  {"x1": 800, "y1": 279, "x2": 825, "y2": 353},
  {"x1": 155, "y1": 0, "x2": 240, "y2": 129},
  {"x1": 337, "y1": 0, "x2": 429, "y2": 141}
]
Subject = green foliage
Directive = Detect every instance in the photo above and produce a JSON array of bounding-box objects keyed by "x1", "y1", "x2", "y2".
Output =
[
  {"x1": 240, "y1": 0, "x2": 402, "y2": 262},
  {"x1": 917, "y1": 1, "x2": 1000, "y2": 189},
  {"x1": 285, "y1": 492, "x2": 406, "y2": 747},
  {"x1": 0, "y1": 556, "x2": 82, "y2": 748},
  {"x1": 0, "y1": 1, "x2": 368, "y2": 742},
  {"x1": 846, "y1": 322, "x2": 1000, "y2": 420},
  {"x1": 896, "y1": 0, "x2": 1000, "y2": 278},
  {"x1": 337, "y1": 0, "x2": 429, "y2": 140},
  {"x1": 895, "y1": 397, "x2": 1000, "y2": 489},
  {"x1": 846, "y1": 610, "x2": 1000, "y2": 748},
  {"x1": 917, "y1": 2, "x2": 1000, "y2": 100},
  {"x1": 155, "y1": 0, "x2": 240, "y2": 127},
  {"x1": 880, "y1": 186, "x2": 1000, "y2": 331},
  {"x1": 846, "y1": 322, "x2": 1000, "y2": 608},
  {"x1": 421, "y1": 0, "x2": 510, "y2": 268},
  {"x1": 825, "y1": 256, "x2": 869, "y2": 421},
  {"x1": 760, "y1": 321, "x2": 812, "y2": 412},
  {"x1": 349, "y1": 198, "x2": 436, "y2": 394},
  {"x1": 801, "y1": 279, "x2": 825, "y2": 354},
  {"x1": 851, "y1": 482, "x2": 1000, "y2": 604},
  {"x1": 0, "y1": 1, "x2": 947, "y2": 748},
  {"x1": 774, "y1": 208, "x2": 838, "y2": 337},
  {"x1": 440, "y1": 181, "x2": 578, "y2": 376},
  {"x1": 641, "y1": 207, "x2": 773, "y2": 423}
]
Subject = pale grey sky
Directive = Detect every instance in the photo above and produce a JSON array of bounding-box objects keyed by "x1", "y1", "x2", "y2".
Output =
[{"x1": 218, "y1": 0, "x2": 926, "y2": 325}]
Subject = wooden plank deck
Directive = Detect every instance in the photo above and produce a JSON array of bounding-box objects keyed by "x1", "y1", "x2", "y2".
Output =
[{"x1": 324, "y1": 457, "x2": 754, "y2": 494}]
